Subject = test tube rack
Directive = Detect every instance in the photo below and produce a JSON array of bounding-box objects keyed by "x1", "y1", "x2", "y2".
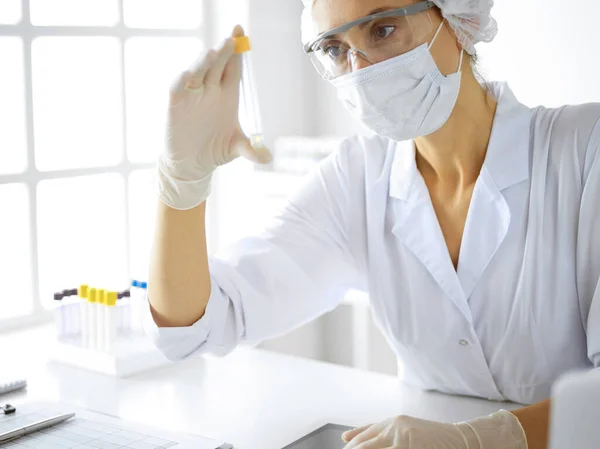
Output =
[{"x1": 50, "y1": 282, "x2": 172, "y2": 377}]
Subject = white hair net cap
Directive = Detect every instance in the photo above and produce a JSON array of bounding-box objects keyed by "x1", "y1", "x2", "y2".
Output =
[
  {"x1": 301, "y1": 0, "x2": 498, "y2": 55},
  {"x1": 430, "y1": 0, "x2": 497, "y2": 54}
]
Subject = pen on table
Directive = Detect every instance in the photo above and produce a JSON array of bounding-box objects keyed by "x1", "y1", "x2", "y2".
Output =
[{"x1": 0, "y1": 412, "x2": 76, "y2": 443}]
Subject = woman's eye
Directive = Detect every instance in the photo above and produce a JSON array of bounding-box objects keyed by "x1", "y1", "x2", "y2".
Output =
[
  {"x1": 374, "y1": 25, "x2": 395, "y2": 39},
  {"x1": 324, "y1": 46, "x2": 343, "y2": 60}
]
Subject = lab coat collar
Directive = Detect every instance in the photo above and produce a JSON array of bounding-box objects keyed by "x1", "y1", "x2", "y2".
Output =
[{"x1": 389, "y1": 82, "x2": 532, "y2": 200}]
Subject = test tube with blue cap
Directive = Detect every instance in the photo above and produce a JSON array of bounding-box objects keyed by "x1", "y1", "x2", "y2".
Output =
[{"x1": 130, "y1": 280, "x2": 147, "y2": 333}]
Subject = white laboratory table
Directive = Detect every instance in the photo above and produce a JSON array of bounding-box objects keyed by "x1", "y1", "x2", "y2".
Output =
[{"x1": 0, "y1": 325, "x2": 520, "y2": 449}]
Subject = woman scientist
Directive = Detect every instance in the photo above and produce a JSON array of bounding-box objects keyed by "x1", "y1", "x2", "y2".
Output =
[{"x1": 147, "y1": 0, "x2": 600, "y2": 447}]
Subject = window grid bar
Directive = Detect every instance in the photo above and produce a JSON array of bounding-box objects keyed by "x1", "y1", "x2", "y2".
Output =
[
  {"x1": 0, "y1": 24, "x2": 203, "y2": 37},
  {"x1": 118, "y1": 0, "x2": 133, "y2": 288},
  {"x1": 0, "y1": 163, "x2": 156, "y2": 185},
  {"x1": 21, "y1": 0, "x2": 42, "y2": 316}
]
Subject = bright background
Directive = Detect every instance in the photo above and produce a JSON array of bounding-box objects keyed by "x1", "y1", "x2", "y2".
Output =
[{"x1": 1, "y1": 0, "x2": 600, "y2": 375}]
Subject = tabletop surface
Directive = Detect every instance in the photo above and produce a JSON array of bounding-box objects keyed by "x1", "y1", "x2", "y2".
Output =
[{"x1": 0, "y1": 325, "x2": 519, "y2": 449}]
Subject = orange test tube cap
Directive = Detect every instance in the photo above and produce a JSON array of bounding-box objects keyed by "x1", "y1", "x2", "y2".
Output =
[{"x1": 235, "y1": 36, "x2": 252, "y2": 54}]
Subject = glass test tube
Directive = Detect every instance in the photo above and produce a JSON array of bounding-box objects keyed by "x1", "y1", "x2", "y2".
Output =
[
  {"x1": 79, "y1": 285, "x2": 90, "y2": 347},
  {"x1": 88, "y1": 288, "x2": 98, "y2": 349},
  {"x1": 130, "y1": 280, "x2": 147, "y2": 334},
  {"x1": 235, "y1": 36, "x2": 264, "y2": 150},
  {"x1": 53, "y1": 293, "x2": 65, "y2": 339},
  {"x1": 105, "y1": 292, "x2": 118, "y2": 353},
  {"x1": 97, "y1": 290, "x2": 106, "y2": 352}
]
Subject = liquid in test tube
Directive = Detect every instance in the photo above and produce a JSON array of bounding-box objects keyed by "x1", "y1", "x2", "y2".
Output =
[{"x1": 235, "y1": 36, "x2": 265, "y2": 150}]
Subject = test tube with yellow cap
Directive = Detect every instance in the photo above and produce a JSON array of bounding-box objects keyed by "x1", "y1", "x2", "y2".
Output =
[
  {"x1": 105, "y1": 292, "x2": 118, "y2": 352},
  {"x1": 235, "y1": 36, "x2": 265, "y2": 150}
]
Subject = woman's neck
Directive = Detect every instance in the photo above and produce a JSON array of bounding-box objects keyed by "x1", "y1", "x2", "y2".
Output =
[{"x1": 414, "y1": 68, "x2": 498, "y2": 189}]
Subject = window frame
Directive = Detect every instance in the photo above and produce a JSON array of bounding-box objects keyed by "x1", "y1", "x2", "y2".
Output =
[{"x1": 0, "y1": 0, "x2": 212, "y2": 332}]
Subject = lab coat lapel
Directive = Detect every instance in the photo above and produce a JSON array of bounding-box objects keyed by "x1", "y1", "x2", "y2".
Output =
[
  {"x1": 457, "y1": 82, "x2": 532, "y2": 299},
  {"x1": 390, "y1": 142, "x2": 473, "y2": 323},
  {"x1": 456, "y1": 168, "x2": 510, "y2": 300}
]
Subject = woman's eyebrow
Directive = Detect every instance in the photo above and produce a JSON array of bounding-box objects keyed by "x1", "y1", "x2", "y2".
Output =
[
  {"x1": 356, "y1": 7, "x2": 397, "y2": 29},
  {"x1": 319, "y1": 6, "x2": 398, "y2": 39},
  {"x1": 366, "y1": 6, "x2": 396, "y2": 16}
]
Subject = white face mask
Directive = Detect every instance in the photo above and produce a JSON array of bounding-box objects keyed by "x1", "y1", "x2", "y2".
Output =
[{"x1": 330, "y1": 22, "x2": 463, "y2": 141}]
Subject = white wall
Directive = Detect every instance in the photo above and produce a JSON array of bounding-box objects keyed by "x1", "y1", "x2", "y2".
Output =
[{"x1": 477, "y1": 0, "x2": 600, "y2": 107}]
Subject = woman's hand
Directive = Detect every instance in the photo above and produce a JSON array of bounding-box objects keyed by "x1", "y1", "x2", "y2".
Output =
[
  {"x1": 342, "y1": 415, "x2": 470, "y2": 449},
  {"x1": 342, "y1": 410, "x2": 528, "y2": 449},
  {"x1": 158, "y1": 25, "x2": 271, "y2": 210}
]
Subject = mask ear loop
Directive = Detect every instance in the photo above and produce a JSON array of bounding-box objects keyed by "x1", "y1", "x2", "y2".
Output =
[
  {"x1": 428, "y1": 20, "x2": 445, "y2": 50},
  {"x1": 456, "y1": 47, "x2": 464, "y2": 72},
  {"x1": 428, "y1": 20, "x2": 464, "y2": 74}
]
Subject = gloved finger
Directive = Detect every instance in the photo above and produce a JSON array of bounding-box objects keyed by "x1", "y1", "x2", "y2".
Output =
[
  {"x1": 187, "y1": 50, "x2": 217, "y2": 90},
  {"x1": 346, "y1": 437, "x2": 389, "y2": 449},
  {"x1": 205, "y1": 38, "x2": 236, "y2": 86},
  {"x1": 354, "y1": 445, "x2": 394, "y2": 449},
  {"x1": 342, "y1": 425, "x2": 373, "y2": 442},
  {"x1": 233, "y1": 134, "x2": 273, "y2": 165},
  {"x1": 342, "y1": 424, "x2": 379, "y2": 449},
  {"x1": 169, "y1": 70, "x2": 193, "y2": 108},
  {"x1": 222, "y1": 25, "x2": 245, "y2": 87}
]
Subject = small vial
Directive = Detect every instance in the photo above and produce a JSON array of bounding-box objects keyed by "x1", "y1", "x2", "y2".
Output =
[
  {"x1": 88, "y1": 288, "x2": 98, "y2": 349},
  {"x1": 53, "y1": 293, "x2": 65, "y2": 339},
  {"x1": 79, "y1": 284, "x2": 90, "y2": 347},
  {"x1": 117, "y1": 289, "x2": 131, "y2": 336},
  {"x1": 235, "y1": 36, "x2": 265, "y2": 150},
  {"x1": 104, "y1": 292, "x2": 118, "y2": 353},
  {"x1": 97, "y1": 290, "x2": 106, "y2": 352},
  {"x1": 54, "y1": 289, "x2": 79, "y2": 338},
  {"x1": 130, "y1": 280, "x2": 147, "y2": 334}
]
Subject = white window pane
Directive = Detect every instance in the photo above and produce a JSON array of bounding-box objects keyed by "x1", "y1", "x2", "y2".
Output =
[
  {"x1": 0, "y1": 184, "x2": 33, "y2": 318},
  {"x1": 0, "y1": 0, "x2": 21, "y2": 24},
  {"x1": 37, "y1": 175, "x2": 128, "y2": 308},
  {"x1": 32, "y1": 37, "x2": 123, "y2": 171},
  {"x1": 125, "y1": 37, "x2": 201, "y2": 163},
  {"x1": 128, "y1": 170, "x2": 156, "y2": 281},
  {"x1": 0, "y1": 38, "x2": 27, "y2": 175},
  {"x1": 124, "y1": 0, "x2": 203, "y2": 29},
  {"x1": 30, "y1": 0, "x2": 119, "y2": 26}
]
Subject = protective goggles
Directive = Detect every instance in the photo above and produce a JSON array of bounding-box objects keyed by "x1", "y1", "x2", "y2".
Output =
[{"x1": 304, "y1": 0, "x2": 437, "y2": 80}]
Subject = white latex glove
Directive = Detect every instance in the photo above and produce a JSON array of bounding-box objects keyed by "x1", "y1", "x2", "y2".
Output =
[
  {"x1": 158, "y1": 25, "x2": 272, "y2": 210},
  {"x1": 342, "y1": 410, "x2": 528, "y2": 449}
]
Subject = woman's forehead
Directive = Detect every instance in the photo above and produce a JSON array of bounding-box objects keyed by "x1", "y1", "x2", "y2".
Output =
[{"x1": 311, "y1": 0, "x2": 418, "y2": 34}]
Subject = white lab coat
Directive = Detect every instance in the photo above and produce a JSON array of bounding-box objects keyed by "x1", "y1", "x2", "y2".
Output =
[{"x1": 146, "y1": 82, "x2": 600, "y2": 405}]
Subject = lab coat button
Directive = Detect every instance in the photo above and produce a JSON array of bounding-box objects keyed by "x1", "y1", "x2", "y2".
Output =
[{"x1": 459, "y1": 339, "x2": 469, "y2": 346}]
